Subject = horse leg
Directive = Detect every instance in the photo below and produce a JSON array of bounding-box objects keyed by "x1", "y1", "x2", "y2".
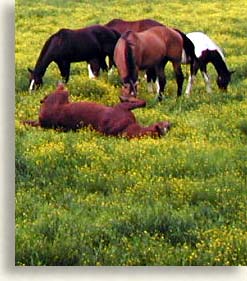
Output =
[
  {"x1": 146, "y1": 67, "x2": 156, "y2": 93},
  {"x1": 200, "y1": 63, "x2": 211, "y2": 93},
  {"x1": 88, "y1": 59, "x2": 100, "y2": 79},
  {"x1": 155, "y1": 61, "x2": 167, "y2": 101},
  {"x1": 57, "y1": 61, "x2": 70, "y2": 83},
  {"x1": 172, "y1": 62, "x2": 184, "y2": 97},
  {"x1": 99, "y1": 55, "x2": 108, "y2": 72},
  {"x1": 118, "y1": 96, "x2": 146, "y2": 110},
  {"x1": 185, "y1": 59, "x2": 199, "y2": 96}
]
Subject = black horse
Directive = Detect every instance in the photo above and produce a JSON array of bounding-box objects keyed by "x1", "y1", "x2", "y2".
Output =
[{"x1": 28, "y1": 24, "x2": 120, "y2": 91}]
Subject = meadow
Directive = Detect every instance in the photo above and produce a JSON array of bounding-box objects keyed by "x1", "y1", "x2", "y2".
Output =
[{"x1": 15, "y1": 0, "x2": 247, "y2": 265}]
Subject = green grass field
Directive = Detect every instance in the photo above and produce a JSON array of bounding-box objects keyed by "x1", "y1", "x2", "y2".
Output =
[{"x1": 15, "y1": 0, "x2": 247, "y2": 265}]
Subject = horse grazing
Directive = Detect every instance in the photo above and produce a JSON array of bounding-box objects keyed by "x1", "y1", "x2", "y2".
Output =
[
  {"x1": 104, "y1": 18, "x2": 163, "y2": 69},
  {"x1": 114, "y1": 26, "x2": 190, "y2": 101},
  {"x1": 23, "y1": 84, "x2": 171, "y2": 139},
  {"x1": 28, "y1": 25, "x2": 120, "y2": 91},
  {"x1": 86, "y1": 18, "x2": 163, "y2": 77},
  {"x1": 184, "y1": 32, "x2": 234, "y2": 94}
]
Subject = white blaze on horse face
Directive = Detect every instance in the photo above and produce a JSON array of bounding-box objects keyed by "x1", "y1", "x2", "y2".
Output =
[
  {"x1": 88, "y1": 64, "x2": 96, "y2": 79},
  {"x1": 29, "y1": 79, "x2": 35, "y2": 92}
]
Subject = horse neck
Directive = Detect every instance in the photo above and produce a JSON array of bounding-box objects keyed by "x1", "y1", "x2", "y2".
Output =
[
  {"x1": 34, "y1": 36, "x2": 54, "y2": 77},
  {"x1": 209, "y1": 50, "x2": 229, "y2": 77}
]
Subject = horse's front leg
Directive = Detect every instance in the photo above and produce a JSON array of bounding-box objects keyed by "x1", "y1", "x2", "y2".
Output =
[
  {"x1": 57, "y1": 60, "x2": 70, "y2": 83},
  {"x1": 173, "y1": 62, "x2": 184, "y2": 97},
  {"x1": 200, "y1": 68, "x2": 212, "y2": 93},
  {"x1": 185, "y1": 59, "x2": 199, "y2": 96},
  {"x1": 198, "y1": 59, "x2": 211, "y2": 93},
  {"x1": 146, "y1": 67, "x2": 157, "y2": 93}
]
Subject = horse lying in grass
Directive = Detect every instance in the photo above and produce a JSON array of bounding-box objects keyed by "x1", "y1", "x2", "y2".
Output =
[
  {"x1": 28, "y1": 25, "x2": 120, "y2": 91},
  {"x1": 23, "y1": 84, "x2": 171, "y2": 139}
]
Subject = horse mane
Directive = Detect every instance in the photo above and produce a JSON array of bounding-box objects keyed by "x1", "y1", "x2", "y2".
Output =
[
  {"x1": 121, "y1": 31, "x2": 138, "y2": 83},
  {"x1": 208, "y1": 50, "x2": 230, "y2": 75},
  {"x1": 34, "y1": 32, "x2": 57, "y2": 70}
]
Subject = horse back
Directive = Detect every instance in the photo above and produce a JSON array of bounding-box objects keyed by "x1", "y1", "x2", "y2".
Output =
[
  {"x1": 141, "y1": 26, "x2": 184, "y2": 61},
  {"x1": 128, "y1": 26, "x2": 183, "y2": 67},
  {"x1": 105, "y1": 18, "x2": 163, "y2": 33}
]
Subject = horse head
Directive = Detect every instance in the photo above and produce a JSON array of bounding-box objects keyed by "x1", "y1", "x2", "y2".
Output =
[
  {"x1": 155, "y1": 121, "x2": 172, "y2": 137},
  {"x1": 216, "y1": 70, "x2": 235, "y2": 91},
  {"x1": 40, "y1": 83, "x2": 69, "y2": 105},
  {"x1": 28, "y1": 68, "x2": 43, "y2": 92},
  {"x1": 121, "y1": 80, "x2": 138, "y2": 97}
]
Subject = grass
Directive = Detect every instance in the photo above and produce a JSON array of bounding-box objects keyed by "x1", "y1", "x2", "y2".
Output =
[{"x1": 15, "y1": 0, "x2": 247, "y2": 265}]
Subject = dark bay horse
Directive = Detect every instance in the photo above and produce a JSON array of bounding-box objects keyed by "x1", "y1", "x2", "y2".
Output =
[
  {"x1": 23, "y1": 84, "x2": 171, "y2": 138},
  {"x1": 114, "y1": 26, "x2": 190, "y2": 100},
  {"x1": 28, "y1": 25, "x2": 120, "y2": 91},
  {"x1": 184, "y1": 32, "x2": 234, "y2": 94}
]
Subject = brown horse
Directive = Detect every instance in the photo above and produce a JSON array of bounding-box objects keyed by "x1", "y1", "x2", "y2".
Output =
[
  {"x1": 23, "y1": 84, "x2": 171, "y2": 139},
  {"x1": 114, "y1": 26, "x2": 186, "y2": 101},
  {"x1": 104, "y1": 18, "x2": 163, "y2": 69}
]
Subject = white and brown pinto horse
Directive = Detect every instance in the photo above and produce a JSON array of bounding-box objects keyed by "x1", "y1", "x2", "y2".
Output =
[
  {"x1": 184, "y1": 32, "x2": 234, "y2": 94},
  {"x1": 114, "y1": 26, "x2": 189, "y2": 101}
]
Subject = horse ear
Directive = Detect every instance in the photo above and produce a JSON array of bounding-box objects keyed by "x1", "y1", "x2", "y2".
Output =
[{"x1": 28, "y1": 67, "x2": 33, "y2": 73}]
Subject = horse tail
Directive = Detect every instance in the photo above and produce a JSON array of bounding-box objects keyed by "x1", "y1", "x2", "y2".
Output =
[
  {"x1": 121, "y1": 31, "x2": 138, "y2": 83},
  {"x1": 174, "y1": 29, "x2": 197, "y2": 65},
  {"x1": 22, "y1": 120, "x2": 40, "y2": 127}
]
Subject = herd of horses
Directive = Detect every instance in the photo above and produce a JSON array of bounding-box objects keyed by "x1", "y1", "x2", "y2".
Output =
[{"x1": 25, "y1": 19, "x2": 234, "y2": 138}]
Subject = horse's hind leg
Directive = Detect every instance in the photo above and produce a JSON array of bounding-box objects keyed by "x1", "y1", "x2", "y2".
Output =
[
  {"x1": 173, "y1": 62, "x2": 184, "y2": 97},
  {"x1": 88, "y1": 59, "x2": 100, "y2": 78},
  {"x1": 155, "y1": 62, "x2": 167, "y2": 101},
  {"x1": 146, "y1": 67, "x2": 156, "y2": 93}
]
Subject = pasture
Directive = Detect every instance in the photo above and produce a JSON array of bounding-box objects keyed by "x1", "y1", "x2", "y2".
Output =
[{"x1": 15, "y1": 0, "x2": 247, "y2": 265}]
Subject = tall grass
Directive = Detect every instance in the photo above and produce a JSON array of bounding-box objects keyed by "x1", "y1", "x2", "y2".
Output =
[{"x1": 15, "y1": 0, "x2": 247, "y2": 265}]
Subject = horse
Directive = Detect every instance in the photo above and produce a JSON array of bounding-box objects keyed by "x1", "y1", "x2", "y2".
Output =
[
  {"x1": 86, "y1": 18, "x2": 163, "y2": 78},
  {"x1": 184, "y1": 32, "x2": 234, "y2": 94},
  {"x1": 113, "y1": 26, "x2": 195, "y2": 101},
  {"x1": 23, "y1": 84, "x2": 171, "y2": 139},
  {"x1": 28, "y1": 25, "x2": 120, "y2": 91},
  {"x1": 104, "y1": 19, "x2": 163, "y2": 68}
]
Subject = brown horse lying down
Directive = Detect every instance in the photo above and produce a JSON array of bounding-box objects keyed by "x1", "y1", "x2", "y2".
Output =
[{"x1": 23, "y1": 84, "x2": 171, "y2": 139}]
